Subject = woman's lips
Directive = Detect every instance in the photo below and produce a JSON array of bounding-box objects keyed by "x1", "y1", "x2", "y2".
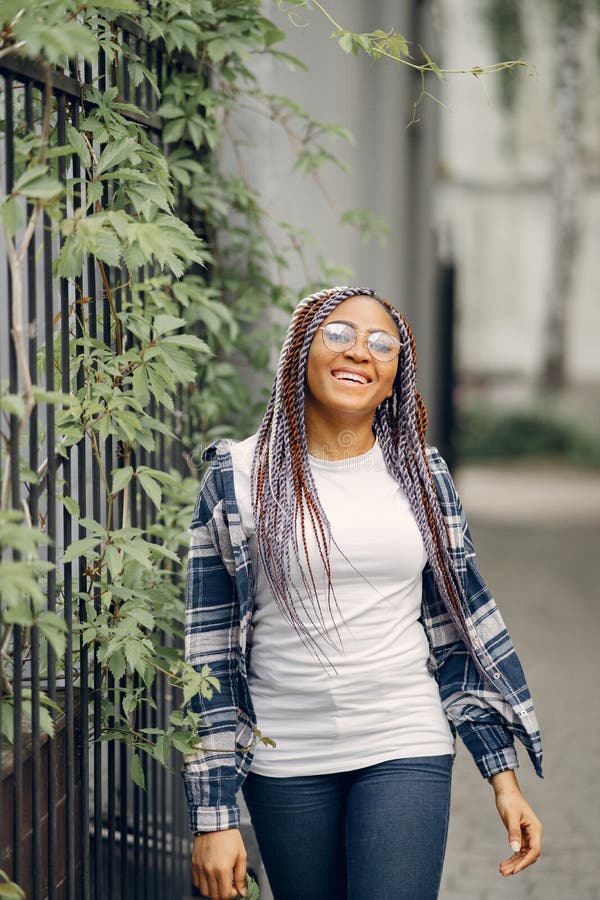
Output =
[{"x1": 330, "y1": 368, "x2": 372, "y2": 385}]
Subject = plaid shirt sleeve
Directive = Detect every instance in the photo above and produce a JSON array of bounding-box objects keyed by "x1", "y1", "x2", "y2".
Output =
[
  {"x1": 182, "y1": 460, "x2": 243, "y2": 833},
  {"x1": 425, "y1": 448, "x2": 543, "y2": 780}
]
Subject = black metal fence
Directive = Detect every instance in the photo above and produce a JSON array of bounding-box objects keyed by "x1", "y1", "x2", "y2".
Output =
[{"x1": 0, "y1": 27, "x2": 199, "y2": 900}]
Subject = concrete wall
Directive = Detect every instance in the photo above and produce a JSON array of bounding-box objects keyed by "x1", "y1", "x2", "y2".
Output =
[
  {"x1": 434, "y1": 0, "x2": 600, "y2": 405},
  {"x1": 230, "y1": 0, "x2": 444, "y2": 429}
]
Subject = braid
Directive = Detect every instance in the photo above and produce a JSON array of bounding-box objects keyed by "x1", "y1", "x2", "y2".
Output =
[{"x1": 252, "y1": 285, "x2": 471, "y2": 655}]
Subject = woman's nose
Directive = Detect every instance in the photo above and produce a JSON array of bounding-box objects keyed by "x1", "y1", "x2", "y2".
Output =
[{"x1": 343, "y1": 334, "x2": 370, "y2": 361}]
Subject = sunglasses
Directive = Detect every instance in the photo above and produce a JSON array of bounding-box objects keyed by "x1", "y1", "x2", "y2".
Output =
[{"x1": 319, "y1": 322, "x2": 402, "y2": 362}]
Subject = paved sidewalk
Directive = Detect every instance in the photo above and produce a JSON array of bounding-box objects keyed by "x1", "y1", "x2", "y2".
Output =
[
  {"x1": 455, "y1": 462, "x2": 600, "y2": 525},
  {"x1": 439, "y1": 464, "x2": 600, "y2": 900}
]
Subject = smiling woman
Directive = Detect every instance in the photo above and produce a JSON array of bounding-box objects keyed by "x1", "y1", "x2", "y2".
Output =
[{"x1": 184, "y1": 286, "x2": 543, "y2": 900}]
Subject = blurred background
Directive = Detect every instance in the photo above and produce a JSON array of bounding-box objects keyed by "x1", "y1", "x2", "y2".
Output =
[{"x1": 234, "y1": 0, "x2": 600, "y2": 465}]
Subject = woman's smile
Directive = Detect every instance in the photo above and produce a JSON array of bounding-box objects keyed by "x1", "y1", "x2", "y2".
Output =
[{"x1": 330, "y1": 367, "x2": 373, "y2": 386}]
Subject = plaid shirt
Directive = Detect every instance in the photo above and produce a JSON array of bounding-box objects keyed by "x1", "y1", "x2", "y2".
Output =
[{"x1": 183, "y1": 441, "x2": 543, "y2": 833}]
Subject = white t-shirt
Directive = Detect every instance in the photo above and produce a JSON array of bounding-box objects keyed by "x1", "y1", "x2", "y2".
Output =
[{"x1": 230, "y1": 434, "x2": 454, "y2": 776}]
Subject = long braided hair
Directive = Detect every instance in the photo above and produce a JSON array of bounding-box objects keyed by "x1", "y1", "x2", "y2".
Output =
[{"x1": 251, "y1": 285, "x2": 470, "y2": 654}]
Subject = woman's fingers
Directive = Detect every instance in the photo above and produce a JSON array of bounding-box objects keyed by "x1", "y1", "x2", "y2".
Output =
[
  {"x1": 191, "y1": 828, "x2": 248, "y2": 899},
  {"x1": 498, "y1": 813, "x2": 542, "y2": 875},
  {"x1": 499, "y1": 838, "x2": 541, "y2": 876},
  {"x1": 233, "y1": 848, "x2": 248, "y2": 896},
  {"x1": 493, "y1": 776, "x2": 542, "y2": 877}
]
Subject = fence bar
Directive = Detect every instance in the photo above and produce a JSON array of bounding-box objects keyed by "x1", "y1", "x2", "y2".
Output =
[
  {"x1": 0, "y1": 54, "x2": 161, "y2": 131},
  {"x1": 119, "y1": 733, "x2": 128, "y2": 899},
  {"x1": 56, "y1": 91, "x2": 76, "y2": 900},
  {"x1": 42, "y1": 198, "x2": 58, "y2": 900},
  {"x1": 87, "y1": 240, "x2": 104, "y2": 900},
  {"x1": 107, "y1": 672, "x2": 116, "y2": 899},
  {"x1": 24, "y1": 78, "x2": 43, "y2": 900},
  {"x1": 139, "y1": 450, "x2": 150, "y2": 899},
  {"x1": 69, "y1": 85, "x2": 92, "y2": 900},
  {"x1": 5, "y1": 71, "x2": 24, "y2": 893}
]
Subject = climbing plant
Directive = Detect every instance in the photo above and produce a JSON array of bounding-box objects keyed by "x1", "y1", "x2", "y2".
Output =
[{"x1": 0, "y1": 0, "x2": 532, "y2": 822}]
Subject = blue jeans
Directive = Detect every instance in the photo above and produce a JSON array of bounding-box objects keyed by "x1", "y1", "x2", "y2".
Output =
[{"x1": 242, "y1": 754, "x2": 453, "y2": 900}]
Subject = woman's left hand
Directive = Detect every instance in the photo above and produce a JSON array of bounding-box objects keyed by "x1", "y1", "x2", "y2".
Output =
[{"x1": 489, "y1": 769, "x2": 542, "y2": 876}]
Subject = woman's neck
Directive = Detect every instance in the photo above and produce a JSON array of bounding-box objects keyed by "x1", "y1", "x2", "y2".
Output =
[{"x1": 305, "y1": 412, "x2": 376, "y2": 461}]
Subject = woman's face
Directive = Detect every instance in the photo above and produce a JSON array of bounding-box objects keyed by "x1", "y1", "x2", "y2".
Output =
[{"x1": 304, "y1": 296, "x2": 399, "y2": 423}]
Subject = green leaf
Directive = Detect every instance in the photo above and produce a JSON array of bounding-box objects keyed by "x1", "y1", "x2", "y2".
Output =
[
  {"x1": 0, "y1": 879, "x2": 26, "y2": 898},
  {"x1": 132, "y1": 366, "x2": 150, "y2": 406},
  {"x1": 66, "y1": 123, "x2": 91, "y2": 168},
  {"x1": 156, "y1": 102, "x2": 184, "y2": 120},
  {"x1": 15, "y1": 170, "x2": 63, "y2": 200},
  {"x1": 108, "y1": 652, "x2": 126, "y2": 681},
  {"x1": 104, "y1": 543, "x2": 122, "y2": 578},
  {"x1": 122, "y1": 692, "x2": 138, "y2": 716},
  {"x1": 62, "y1": 496, "x2": 80, "y2": 519},
  {"x1": 118, "y1": 539, "x2": 151, "y2": 568},
  {"x1": 153, "y1": 315, "x2": 186, "y2": 336},
  {"x1": 0, "y1": 561, "x2": 46, "y2": 605},
  {"x1": 130, "y1": 752, "x2": 146, "y2": 790},
  {"x1": 12, "y1": 165, "x2": 48, "y2": 191},
  {"x1": 0, "y1": 701, "x2": 14, "y2": 743},
  {"x1": 387, "y1": 33, "x2": 410, "y2": 59},
  {"x1": 37, "y1": 611, "x2": 68, "y2": 659},
  {"x1": 154, "y1": 733, "x2": 170, "y2": 766},
  {"x1": 0, "y1": 392, "x2": 26, "y2": 418},
  {"x1": 207, "y1": 38, "x2": 227, "y2": 62},
  {"x1": 87, "y1": 0, "x2": 138, "y2": 9},
  {"x1": 111, "y1": 465, "x2": 134, "y2": 494},
  {"x1": 2, "y1": 600, "x2": 34, "y2": 627},
  {"x1": 127, "y1": 607, "x2": 154, "y2": 630},
  {"x1": 14, "y1": 18, "x2": 98, "y2": 66},
  {"x1": 62, "y1": 536, "x2": 102, "y2": 564},
  {"x1": 24, "y1": 177, "x2": 63, "y2": 200},
  {"x1": 38, "y1": 706, "x2": 55, "y2": 739},
  {"x1": 78, "y1": 517, "x2": 106, "y2": 536},
  {"x1": 0, "y1": 197, "x2": 25, "y2": 238},
  {"x1": 137, "y1": 473, "x2": 162, "y2": 510},
  {"x1": 161, "y1": 334, "x2": 210, "y2": 353},
  {"x1": 32, "y1": 388, "x2": 73, "y2": 406},
  {"x1": 338, "y1": 33, "x2": 355, "y2": 54},
  {"x1": 246, "y1": 873, "x2": 260, "y2": 900},
  {"x1": 124, "y1": 639, "x2": 143, "y2": 670},
  {"x1": 162, "y1": 119, "x2": 186, "y2": 144},
  {"x1": 96, "y1": 138, "x2": 139, "y2": 176}
]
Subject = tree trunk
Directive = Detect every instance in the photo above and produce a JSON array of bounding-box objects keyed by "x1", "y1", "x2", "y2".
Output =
[{"x1": 540, "y1": 0, "x2": 584, "y2": 390}]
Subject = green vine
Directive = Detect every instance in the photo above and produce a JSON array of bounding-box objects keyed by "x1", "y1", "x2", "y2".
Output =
[
  {"x1": 278, "y1": 0, "x2": 532, "y2": 122},
  {"x1": 0, "y1": 0, "x2": 394, "y2": 810}
]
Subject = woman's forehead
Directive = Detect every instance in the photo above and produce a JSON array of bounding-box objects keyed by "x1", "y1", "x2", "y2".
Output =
[{"x1": 321, "y1": 295, "x2": 399, "y2": 334}]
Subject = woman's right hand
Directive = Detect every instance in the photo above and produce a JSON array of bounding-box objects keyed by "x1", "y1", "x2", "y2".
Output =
[{"x1": 192, "y1": 828, "x2": 248, "y2": 900}]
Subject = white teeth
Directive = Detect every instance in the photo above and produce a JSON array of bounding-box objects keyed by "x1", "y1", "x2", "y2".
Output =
[{"x1": 333, "y1": 371, "x2": 368, "y2": 384}]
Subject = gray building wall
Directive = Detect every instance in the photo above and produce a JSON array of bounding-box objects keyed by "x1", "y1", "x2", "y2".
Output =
[
  {"x1": 435, "y1": 0, "x2": 600, "y2": 416},
  {"x1": 229, "y1": 0, "x2": 444, "y2": 436}
]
